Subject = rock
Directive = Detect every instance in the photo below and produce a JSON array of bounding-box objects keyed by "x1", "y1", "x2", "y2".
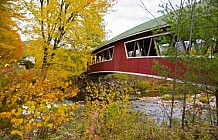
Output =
[
  {"x1": 136, "y1": 91, "x2": 141, "y2": 95},
  {"x1": 210, "y1": 102, "x2": 216, "y2": 107},
  {"x1": 138, "y1": 97, "x2": 146, "y2": 101},
  {"x1": 162, "y1": 94, "x2": 170, "y2": 98},
  {"x1": 157, "y1": 100, "x2": 162, "y2": 104},
  {"x1": 174, "y1": 100, "x2": 179, "y2": 104},
  {"x1": 162, "y1": 101, "x2": 172, "y2": 107},
  {"x1": 196, "y1": 101, "x2": 203, "y2": 106},
  {"x1": 196, "y1": 94, "x2": 201, "y2": 98},
  {"x1": 191, "y1": 95, "x2": 195, "y2": 98},
  {"x1": 200, "y1": 92, "x2": 206, "y2": 97},
  {"x1": 162, "y1": 94, "x2": 171, "y2": 101},
  {"x1": 210, "y1": 96, "x2": 216, "y2": 102}
]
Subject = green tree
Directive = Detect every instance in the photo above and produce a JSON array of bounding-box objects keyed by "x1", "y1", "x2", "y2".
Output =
[{"x1": 158, "y1": 0, "x2": 218, "y2": 128}]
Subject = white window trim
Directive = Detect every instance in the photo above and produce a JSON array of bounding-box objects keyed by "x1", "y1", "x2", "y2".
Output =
[
  {"x1": 124, "y1": 32, "x2": 170, "y2": 59},
  {"x1": 93, "y1": 46, "x2": 115, "y2": 64},
  {"x1": 125, "y1": 32, "x2": 170, "y2": 44}
]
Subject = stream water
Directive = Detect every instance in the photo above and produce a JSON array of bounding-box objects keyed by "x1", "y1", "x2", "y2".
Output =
[
  {"x1": 129, "y1": 92, "x2": 211, "y2": 124},
  {"x1": 65, "y1": 91, "x2": 211, "y2": 124},
  {"x1": 130, "y1": 98, "x2": 183, "y2": 123}
]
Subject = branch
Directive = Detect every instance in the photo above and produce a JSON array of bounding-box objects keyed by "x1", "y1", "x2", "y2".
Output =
[
  {"x1": 139, "y1": 0, "x2": 161, "y2": 27},
  {"x1": 167, "y1": 0, "x2": 185, "y2": 19},
  {"x1": 40, "y1": 0, "x2": 46, "y2": 42}
]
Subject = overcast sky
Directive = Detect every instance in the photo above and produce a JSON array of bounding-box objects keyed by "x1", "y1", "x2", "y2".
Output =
[
  {"x1": 104, "y1": 0, "x2": 180, "y2": 40},
  {"x1": 20, "y1": 0, "x2": 181, "y2": 41}
]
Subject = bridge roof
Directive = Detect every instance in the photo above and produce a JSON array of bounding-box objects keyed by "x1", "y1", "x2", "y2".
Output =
[
  {"x1": 94, "y1": 15, "x2": 167, "y2": 52},
  {"x1": 108, "y1": 15, "x2": 166, "y2": 43}
]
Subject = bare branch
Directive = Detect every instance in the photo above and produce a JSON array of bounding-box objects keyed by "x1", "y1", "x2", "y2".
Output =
[{"x1": 139, "y1": 0, "x2": 161, "y2": 27}]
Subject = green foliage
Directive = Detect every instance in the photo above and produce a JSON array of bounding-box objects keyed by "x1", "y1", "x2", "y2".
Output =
[
  {"x1": 49, "y1": 80, "x2": 217, "y2": 140},
  {"x1": 156, "y1": 0, "x2": 218, "y2": 129},
  {"x1": 159, "y1": 0, "x2": 217, "y2": 56},
  {"x1": 111, "y1": 73, "x2": 129, "y2": 82},
  {"x1": 152, "y1": 60, "x2": 172, "y2": 78},
  {"x1": 162, "y1": 94, "x2": 187, "y2": 101},
  {"x1": 60, "y1": 81, "x2": 141, "y2": 139},
  {"x1": 135, "y1": 80, "x2": 150, "y2": 91}
]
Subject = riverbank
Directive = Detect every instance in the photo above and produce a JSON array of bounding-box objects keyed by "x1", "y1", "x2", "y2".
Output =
[{"x1": 44, "y1": 73, "x2": 218, "y2": 139}]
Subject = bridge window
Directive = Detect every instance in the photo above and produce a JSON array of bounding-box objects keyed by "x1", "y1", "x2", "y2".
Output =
[
  {"x1": 92, "y1": 47, "x2": 114, "y2": 64},
  {"x1": 125, "y1": 38, "x2": 157, "y2": 58},
  {"x1": 158, "y1": 39, "x2": 215, "y2": 56}
]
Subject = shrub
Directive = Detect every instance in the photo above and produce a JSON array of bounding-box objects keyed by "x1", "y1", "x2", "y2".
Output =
[
  {"x1": 197, "y1": 96, "x2": 208, "y2": 103},
  {"x1": 0, "y1": 69, "x2": 77, "y2": 139},
  {"x1": 135, "y1": 80, "x2": 150, "y2": 91},
  {"x1": 111, "y1": 73, "x2": 129, "y2": 82}
]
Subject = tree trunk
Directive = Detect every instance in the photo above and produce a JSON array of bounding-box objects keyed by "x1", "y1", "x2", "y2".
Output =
[
  {"x1": 181, "y1": 75, "x2": 187, "y2": 129},
  {"x1": 168, "y1": 0, "x2": 184, "y2": 128},
  {"x1": 42, "y1": 46, "x2": 48, "y2": 80},
  {"x1": 216, "y1": 83, "x2": 218, "y2": 126}
]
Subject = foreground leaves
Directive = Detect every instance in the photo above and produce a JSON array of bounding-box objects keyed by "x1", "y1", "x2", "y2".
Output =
[{"x1": 0, "y1": 69, "x2": 77, "y2": 139}]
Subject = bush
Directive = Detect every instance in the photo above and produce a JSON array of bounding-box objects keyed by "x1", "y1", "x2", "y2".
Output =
[
  {"x1": 135, "y1": 80, "x2": 150, "y2": 91},
  {"x1": 50, "y1": 81, "x2": 217, "y2": 140},
  {"x1": 197, "y1": 96, "x2": 208, "y2": 103},
  {"x1": 111, "y1": 73, "x2": 129, "y2": 82},
  {"x1": 0, "y1": 70, "x2": 77, "y2": 139},
  {"x1": 50, "y1": 81, "x2": 149, "y2": 139}
]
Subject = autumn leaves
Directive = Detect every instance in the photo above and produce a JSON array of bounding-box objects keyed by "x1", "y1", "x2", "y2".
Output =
[{"x1": 0, "y1": 0, "x2": 116, "y2": 139}]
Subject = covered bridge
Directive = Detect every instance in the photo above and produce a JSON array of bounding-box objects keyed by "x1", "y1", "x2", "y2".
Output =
[{"x1": 88, "y1": 15, "x2": 175, "y2": 78}]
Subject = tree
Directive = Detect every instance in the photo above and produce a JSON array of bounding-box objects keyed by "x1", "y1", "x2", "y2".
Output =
[
  {"x1": 0, "y1": 0, "x2": 24, "y2": 66},
  {"x1": 0, "y1": 1, "x2": 117, "y2": 139},
  {"x1": 21, "y1": 0, "x2": 116, "y2": 80},
  {"x1": 159, "y1": 0, "x2": 218, "y2": 128},
  {"x1": 0, "y1": 0, "x2": 118, "y2": 139}
]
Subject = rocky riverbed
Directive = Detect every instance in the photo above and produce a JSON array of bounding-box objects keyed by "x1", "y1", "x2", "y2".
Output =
[{"x1": 130, "y1": 93, "x2": 216, "y2": 124}]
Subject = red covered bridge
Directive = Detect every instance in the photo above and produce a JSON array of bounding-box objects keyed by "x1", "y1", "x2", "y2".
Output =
[{"x1": 88, "y1": 15, "x2": 177, "y2": 79}]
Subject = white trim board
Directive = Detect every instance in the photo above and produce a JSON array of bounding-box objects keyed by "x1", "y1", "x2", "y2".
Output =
[
  {"x1": 88, "y1": 70, "x2": 215, "y2": 89},
  {"x1": 88, "y1": 70, "x2": 173, "y2": 81}
]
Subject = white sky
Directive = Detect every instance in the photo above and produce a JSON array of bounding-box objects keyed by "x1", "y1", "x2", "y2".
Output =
[
  {"x1": 20, "y1": 0, "x2": 181, "y2": 41},
  {"x1": 104, "y1": 0, "x2": 181, "y2": 40}
]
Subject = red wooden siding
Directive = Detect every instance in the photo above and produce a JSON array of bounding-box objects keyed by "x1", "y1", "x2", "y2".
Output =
[{"x1": 88, "y1": 39, "x2": 176, "y2": 78}]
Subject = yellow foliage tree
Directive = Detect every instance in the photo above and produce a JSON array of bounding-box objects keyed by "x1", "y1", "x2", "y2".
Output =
[
  {"x1": 0, "y1": 0, "x2": 24, "y2": 66},
  {"x1": 0, "y1": 0, "x2": 116, "y2": 139},
  {"x1": 21, "y1": 0, "x2": 116, "y2": 79}
]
